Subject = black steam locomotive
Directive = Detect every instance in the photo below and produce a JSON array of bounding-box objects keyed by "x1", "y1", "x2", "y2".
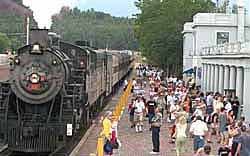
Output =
[{"x1": 0, "y1": 29, "x2": 134, "y2": 153}]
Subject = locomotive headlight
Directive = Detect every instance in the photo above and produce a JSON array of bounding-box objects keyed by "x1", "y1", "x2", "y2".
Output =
[
  {"x1": 52, "y1": 60, "x2": 57, "y2": 65},
  {"x1": 30, "y1": 73, "x2": 40, "y2": 84}
]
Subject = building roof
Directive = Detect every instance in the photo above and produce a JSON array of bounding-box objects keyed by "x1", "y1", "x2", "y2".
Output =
[{"x1": 183, "y1": 12, "x2": 250, "y2": 33}]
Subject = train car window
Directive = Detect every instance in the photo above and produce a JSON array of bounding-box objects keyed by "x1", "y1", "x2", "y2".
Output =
[{"x1": 48, "y1": 32, "x2": 60, "y2": 48}]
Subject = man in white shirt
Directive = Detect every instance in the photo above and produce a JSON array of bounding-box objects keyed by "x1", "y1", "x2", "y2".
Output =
[
  {"x1": 135, "y1": 98, "x2": 145, "y2": 132},
  {"x1": 206, "y1": 92, "x2": 214, "y2": 115},
  {"x1": 166, "y1": 92, "x2": 175, "y2": 122},
  {"x1": 189, "y1": 116, "x2": 208, "y2": 153},
  {"x1": 167, "y1": 92, "x2": 175, "y2": 106},
  {"x1": 224, "y1": 98, "x2": 232, "y2": 112}
]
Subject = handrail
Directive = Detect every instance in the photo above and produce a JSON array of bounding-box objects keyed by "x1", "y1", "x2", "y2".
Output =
[{"x1": 93, "y1": 81, "x2": 132, "y2": 156}]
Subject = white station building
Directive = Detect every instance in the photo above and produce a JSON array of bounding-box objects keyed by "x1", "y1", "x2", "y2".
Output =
[{"x1": 183, "y1": 1, "x2": 250, "y2": 120}]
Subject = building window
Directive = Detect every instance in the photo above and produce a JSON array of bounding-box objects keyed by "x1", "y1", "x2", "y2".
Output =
[{"x1": 216, "y1": 32, "x2": 229, "y2": 45}]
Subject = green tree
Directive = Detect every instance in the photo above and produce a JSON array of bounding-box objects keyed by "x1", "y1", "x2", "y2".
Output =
[
  {"x1": 134, "y1": 0, "x2": 215, "y2": 76},
  {"x1": 0, "y1": 0, "x2": 38, "y2": 50},
  {"x1": 51, "y1": 8, "x2": 138, "y2": 50},
  {"x1": 0, "y1": 33, "x2": 11, "y2": 53}
]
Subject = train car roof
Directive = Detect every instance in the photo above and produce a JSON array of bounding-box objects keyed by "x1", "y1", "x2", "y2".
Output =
[
  {"x1": 59, "y1": 41, "x2": 90, "y2": 56},
  {"x1": 95, "y1": 49, "x2": 113, "y2": 57}
]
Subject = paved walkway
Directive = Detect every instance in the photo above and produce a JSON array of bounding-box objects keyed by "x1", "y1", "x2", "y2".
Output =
[
  {"x1": 114, "y1": 85, "x2": 220, "y2": 156},
  {"x1": 76, "y1": 92, "x2": 122, "y2": 156},
  {"x1": 75, "y1": 82, "x2": 221, "y2": 156}
]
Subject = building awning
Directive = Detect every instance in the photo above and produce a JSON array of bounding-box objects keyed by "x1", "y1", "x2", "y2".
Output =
[{"x1": 183, "y1": 68, "x2": 194, "y2": 74}]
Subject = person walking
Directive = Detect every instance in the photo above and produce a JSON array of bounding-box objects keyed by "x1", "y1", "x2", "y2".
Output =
[
  {"x1": 235, "y1": 125, "x2": 250, "y2": 156},
  {"x1": 101, "y1": 111, "x2": 113, "y2": 139},
  {"x1": 146, "y1": 96, "x2": 157, "y2": 130},
  {"x1": 189, "y1": 116, "x2": 208, "y2": 154},
  {"x1": 206, "y1": 92, "x2": 214, "y2": 115},
  {"x1": 232, "y1": 97, "x2": 240, "y2": 119},
  {"x1": 218, "y1": 107, "x2": 228, "y2": 144},
  {"x1": 150, "y1": 107, "x2": 162, "y2": 155},
  {"x1": 175, "y1": 115, "x2": 187, "y2": 156},
  {"x1": 134, "y1": 97, "x2": 145, "y2": 133},
  {"x1": 229, "y1": 121, "x2": 242, "y2": 156}
]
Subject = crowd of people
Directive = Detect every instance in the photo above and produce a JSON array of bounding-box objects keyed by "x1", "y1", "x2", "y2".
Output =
[{"x1": 126, "y1": 64, "x2": 250, "y2": 156}]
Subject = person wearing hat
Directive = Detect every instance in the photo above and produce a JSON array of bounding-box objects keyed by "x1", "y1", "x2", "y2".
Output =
[{"x1": 189, "y1": 116, "x2": 208, "y2": 154}]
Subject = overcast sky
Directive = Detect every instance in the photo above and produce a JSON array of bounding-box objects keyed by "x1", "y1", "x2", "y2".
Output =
[{"x1": 23, "y1": 0, "x2": 248, "y2": 29}]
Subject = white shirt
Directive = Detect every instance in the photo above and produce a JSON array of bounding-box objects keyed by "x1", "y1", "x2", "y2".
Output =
[
  {"x1": 135, "y1": 101, "x2": 145, "y2": 113},
  {"x1": 167, "y1": 95, "x2": 175, "y2": 105},
  {"x1": 225, "y1": 102, "x2": 232, "y2": 112},
  {"x1": 206, "y1": 95, "x2": 213, "y2": 106},
  {"x1": 169, "y1": 104, "x2": 177, "y2": 120},
  {"x1": 189, "y1": 120, "x2": 208, "y2": 136},
  {"x1": 124, "y1": 80, "x2": 128, "y2": 86},
  {"x1": 173, "y1": 78, "x2": 177, "y2": 83},
  {"x1": 132, "y1": 80, "x2": 137, "y2": 86}
]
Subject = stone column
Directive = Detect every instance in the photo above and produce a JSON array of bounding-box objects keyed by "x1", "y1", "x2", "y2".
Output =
[
  {"x1": 218, "y1": 65, "x2": 224, "y2": 94},
  {"x1": 201, "y1": 64, "x2": 205, "y2": 91},
  {"x1": 214, "y1": 65, "x2": 219, "y2": 93},
  {"x1": 224, "y1": 66, "x2": 230, "y2": 91},
  {"x1": 201, "y1": 63, "x2": 206, "y2": 91},
  {"x1": 243, "y1": 67, "x2": 250, "y2": 121},
  {"x1": 229, "y1": 66, "x2": 236, "y2": 90},
  {"x1": 207, "y1": 64, "x2": 211, "y2": 92},
  {"x1": 236, "y1": 67, "x2": 244, "y2": 108},
  {"x1": 210, "y1": 64, "x2": 215, "y2": 92},
  {"x1": 204, "y1": 64, "x2": 208, "y2": 92}
]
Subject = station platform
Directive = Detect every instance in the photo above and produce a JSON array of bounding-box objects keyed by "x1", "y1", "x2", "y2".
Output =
[
  {"x1": 113, "y1": 86, "x2": 220, "y2": 156},
  {"x1": 73, "y1": 81, "x2": 220, "y2": 156},
  {"x1": 71, "y1": 89, "x2": 124, "y2": 156}
]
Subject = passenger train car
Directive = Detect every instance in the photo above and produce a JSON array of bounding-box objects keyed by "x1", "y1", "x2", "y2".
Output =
[{"x1": 0, "y1": 29, "x2": 134, "y2": 154}]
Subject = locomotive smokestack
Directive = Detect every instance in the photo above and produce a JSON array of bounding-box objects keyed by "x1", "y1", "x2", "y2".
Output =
[{"x1": 30, "y1": 29, "x2": 49, "y2": 48}]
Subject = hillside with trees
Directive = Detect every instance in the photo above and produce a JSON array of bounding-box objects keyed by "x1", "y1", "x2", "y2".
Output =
[
  {"x1": 0, "y1": 0, "x2": 37, "y2": 52},
  {"x1": 134, "y1": 0, "x2": 216, "y2": 76},
  {"x1": 51, "y1": 7, "x2": 138, "y2": 50}
]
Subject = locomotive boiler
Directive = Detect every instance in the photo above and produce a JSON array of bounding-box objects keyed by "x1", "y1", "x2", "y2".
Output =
[{"x1": 0, "y1": 29, "x2": 133, "y2": 154}]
